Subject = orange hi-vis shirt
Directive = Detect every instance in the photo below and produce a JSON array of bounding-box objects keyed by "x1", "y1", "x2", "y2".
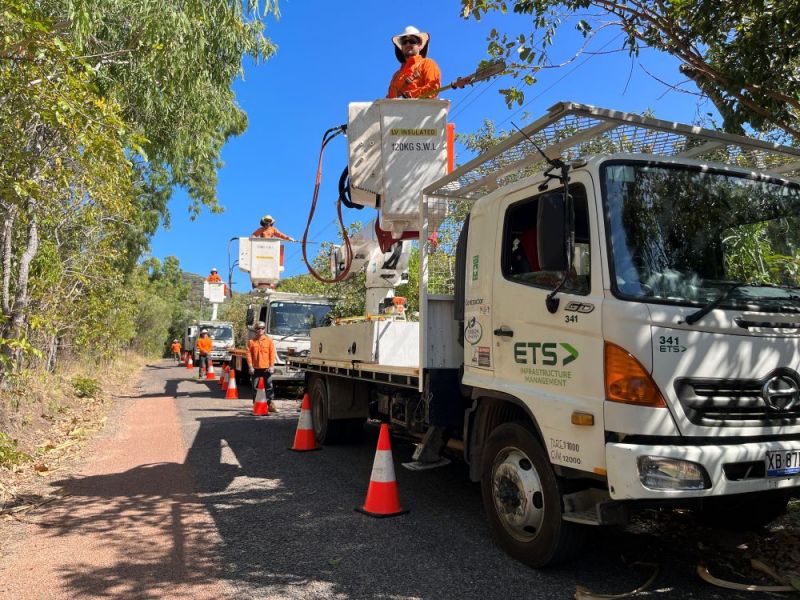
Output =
[
  {"x1": 196, "y1": 337, "x2": 213, "y2": 355},
  {"x1": 171, "y1": 342, "x2": 181, "y2": 353},
  {"x1": 207, "y1": 273, "x2": 222, "y2": 282},
  {"x1": 251, "y1": 225, "x2": 291, "y2": 240},
  {"x1": 247, "y1": 335, "x2": 277, "y2": 369},
  {"x1": 387, "y1": 55, "x2": 441, "y2": 99}
]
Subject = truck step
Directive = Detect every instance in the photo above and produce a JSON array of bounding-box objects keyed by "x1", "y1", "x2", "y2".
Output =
[
  {"x1": 562, "y1": 510, "x2": 601, "y2": 526},
  {"x1": 401, "y1": 458, "x2": 451, "y2": 471}
]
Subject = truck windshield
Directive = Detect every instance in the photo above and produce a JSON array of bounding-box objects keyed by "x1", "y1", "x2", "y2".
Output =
[
  {"x1": 205, "y1": 326, "x2": 233, "y2": 341},
  {"x1": 269, "y1": 303, "x2": 332, "y2": 336},
  {"x1": 604, "y1": 163, "x2": 800, "y2": 310}
]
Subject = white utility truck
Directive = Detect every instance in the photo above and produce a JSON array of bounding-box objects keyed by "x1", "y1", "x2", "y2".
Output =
[
  {"x1": 290, "y1": 100, "x2": 800, "y2": 567},
  {"x1": 184, "y1": 320, "x2": 235, "y2": 364},
  {"x1": 230, "y1": 291, "x2": 333, "y2": 388}
]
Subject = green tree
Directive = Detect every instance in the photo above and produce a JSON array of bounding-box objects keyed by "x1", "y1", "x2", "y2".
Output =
[
  {"x1": 0, "y1": 0, "x2": 278, "y2": 374},
  {"x1": 461, "y1": 0, "x2": 800, "y2": 141}
]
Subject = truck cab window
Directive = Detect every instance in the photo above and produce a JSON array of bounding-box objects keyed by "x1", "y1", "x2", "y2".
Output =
[{"x1": 502, "y1": 184, "x2": 590, "y2": 294}]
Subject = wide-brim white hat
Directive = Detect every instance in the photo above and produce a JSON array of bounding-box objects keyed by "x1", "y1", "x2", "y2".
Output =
[{"x1": 392, "y1": 26, "x2": 430, "y2": 52}]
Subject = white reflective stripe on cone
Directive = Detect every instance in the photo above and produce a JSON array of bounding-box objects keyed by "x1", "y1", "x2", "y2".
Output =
[
  {"x1": 298, "y1": 407, "x2": 313, "y2": 429},
  {"x1": 255, "y1": 385, "x2": 266, "y2": 403},
  {"x1": 369, "y1": 450, "x2": 396, "y2": 483}
]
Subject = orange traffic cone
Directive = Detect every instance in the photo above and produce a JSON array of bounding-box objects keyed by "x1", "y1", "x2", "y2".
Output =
[
  {"x1": 225, "y1": 369, "x2": 239, "y2": 400},
  {"x1": 220, "y1": 365, "x2": 229, "y2": 391},
  {"x1": 289, "y1": 393, "x2": 320, "y2": 452},
  {"x1": 186, "y1": 355, "x2": 193, "y2": 369},
  {"x1": 253, "y1": 377, "x2": 269, "y2": 416},
  {"x1": 356, "y1": 423, "x2": 407, "y2": 518},
  {"x1": 206, "y1": 361, "x2": 216, "y2": 380}
]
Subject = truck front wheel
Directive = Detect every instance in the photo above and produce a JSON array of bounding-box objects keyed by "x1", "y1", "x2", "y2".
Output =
[{"x1": 481, "y1": 422, "x2": 585, "y2": 568}]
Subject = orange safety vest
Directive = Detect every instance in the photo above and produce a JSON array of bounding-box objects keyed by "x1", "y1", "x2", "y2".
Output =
[
  {"x1": 196, "y1": 337, "x2": 213, "y2": 355},
  {"x1": 247, "y1": 335, "x2": 277, "y2": 369},
  {"x1": 387, "y1": 55, "x2": 441, "y2": 99},
  {"x1": 251, "y1": 225, "x2": 291, "y2": 240},
  {"x1": 171, "y1": 342, "x2": 181, "y2": 353}
]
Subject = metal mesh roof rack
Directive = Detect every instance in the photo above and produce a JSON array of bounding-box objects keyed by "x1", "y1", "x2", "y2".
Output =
[{"x1": 424, "y1": 101, "x2": 800, "y2": 201}]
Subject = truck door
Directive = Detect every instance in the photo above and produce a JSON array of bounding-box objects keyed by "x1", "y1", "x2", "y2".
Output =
[{"x1": 490, "y1": 174, "x2": 606, "y2": 474}]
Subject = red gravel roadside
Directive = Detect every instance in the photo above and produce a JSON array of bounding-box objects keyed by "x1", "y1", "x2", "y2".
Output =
[{"x1": 0, "y1": 394, "x2": 227, "y2": 599}]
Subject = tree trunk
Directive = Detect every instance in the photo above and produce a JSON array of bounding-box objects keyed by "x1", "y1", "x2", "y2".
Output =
[
  {"x1": 9, "y1": 200, "x2": 38, "y2": 370},
  {"x1": 1, "y1": 203, "x2": 16, "y2": 320}
]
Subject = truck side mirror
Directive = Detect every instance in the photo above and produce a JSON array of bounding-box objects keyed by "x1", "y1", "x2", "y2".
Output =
[
  {"x1": 537, "y1": 193, "x2": 568, "y2": 272},
  {"x1": 245, "y1": 305, "x2": 255, "y2": 327}
]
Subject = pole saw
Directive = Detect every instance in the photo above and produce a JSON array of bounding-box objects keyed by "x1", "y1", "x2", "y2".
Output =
[{"x1": 419, "y1": 59, "x2": 506, "y2": 99}]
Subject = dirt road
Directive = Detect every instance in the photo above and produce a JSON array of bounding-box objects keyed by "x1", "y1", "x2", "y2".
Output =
[{"x1": 0, "y1": 363, "x2": 228, "y2": 598}]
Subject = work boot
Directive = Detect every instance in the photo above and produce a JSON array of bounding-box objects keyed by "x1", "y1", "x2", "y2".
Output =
[{"x1": 268, "y1": 400, "x2": 278, "y2": 413}]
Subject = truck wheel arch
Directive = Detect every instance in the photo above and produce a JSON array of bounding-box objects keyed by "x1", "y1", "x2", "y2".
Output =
[{"x1": 466, "y1": 389, "x2": 546, "y2": 482}]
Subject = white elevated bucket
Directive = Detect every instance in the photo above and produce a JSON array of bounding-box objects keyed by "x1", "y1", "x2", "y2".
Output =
[
  {"x1": 347, "y1": 99, "x2": 449, "y2": 237},
  {"x1": 203, "y1": 282, "x2": 227, "y2": 303},
  {"x1": 239, "y1": 237, "x2": 282, "y2": 287}
]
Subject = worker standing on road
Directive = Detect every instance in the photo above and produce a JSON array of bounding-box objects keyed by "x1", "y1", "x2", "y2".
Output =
[
  {"x1": 246, "y1": 321, "x2": 278, "y2": 413},
  {"x1": 387, "y1": 26, "x2": 441, "y2": 99},
  {"x1": 206, "y1": 268, "x2": 222, "y2": 283},
  {"x1": 196, "y1": 329, "x2": 213, "y2": 378},
  {"x1": 170, "y1": 339, "x2": 182, "y2": 363},
  {"x1": 251, "y1": 215, "x2": 294, "y2": 241}
]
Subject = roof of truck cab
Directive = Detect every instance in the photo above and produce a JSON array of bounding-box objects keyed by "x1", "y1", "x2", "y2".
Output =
[{"x1": 424, "y1": 101, "x2": 800, "y2": 202}]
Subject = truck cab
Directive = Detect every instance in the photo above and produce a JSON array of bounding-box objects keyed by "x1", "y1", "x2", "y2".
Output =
[
  {"x1": 184, "y1": 320, "x2": 235, "y2": 363},
  {"x1": 244, "y1": 292, "x2": 333, "y2": 385}
]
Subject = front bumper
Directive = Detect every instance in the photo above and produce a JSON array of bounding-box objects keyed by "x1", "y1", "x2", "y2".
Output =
[
  {"x1": 607, "y1": 440, "x2": 800, "y2": 500},
  {"x1": 269, "y1": 364, "x2": 304, "y2": 384}
]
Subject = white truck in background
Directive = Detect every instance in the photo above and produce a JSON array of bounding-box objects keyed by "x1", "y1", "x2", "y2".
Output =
[
  {"x1": 289, "y1": 99, "x2": 800, "y2": 567},
  {"x1": 230, "y1": 292, "x2": 333, "y2": 389},
  {"x1": 184, "y1": 320, "x2": 235, "y2": 364}
]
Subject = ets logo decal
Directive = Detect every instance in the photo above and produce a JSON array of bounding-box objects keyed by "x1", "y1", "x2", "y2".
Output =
[
  {"x1": 514, "y1": 342, "x2": 579, "y2": 366},
  {"x1": 513, "y1": 341, "x2": 579, "y2": 388}
]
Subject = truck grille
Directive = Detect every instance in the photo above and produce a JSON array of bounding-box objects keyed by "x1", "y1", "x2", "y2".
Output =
[{"x1": 675, "y1": 370, "x2": 800, "y2": 427}]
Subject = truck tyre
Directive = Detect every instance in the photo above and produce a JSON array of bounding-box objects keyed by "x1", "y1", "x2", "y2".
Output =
[
  {"x1": 481, "y1": 422, "x2": 585, "y2": 568},
  {"x1": 309, "y1": 375, "x2": 364, "y2": 445},
  {"x1": 698, "y1": 490, "x2": 789, "y2": 530}
]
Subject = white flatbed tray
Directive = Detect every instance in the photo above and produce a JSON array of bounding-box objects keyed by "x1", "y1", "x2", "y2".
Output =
[{"x1": 287, "y1": 356, "x2": 419, "y2": 389}]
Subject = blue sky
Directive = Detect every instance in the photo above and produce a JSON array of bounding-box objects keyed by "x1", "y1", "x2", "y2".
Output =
[{"x1": 149, "y1": 1, "x2": 710, "y2": 291}]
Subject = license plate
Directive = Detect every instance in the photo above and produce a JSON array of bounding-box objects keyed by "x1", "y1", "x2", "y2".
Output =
[{"x1": 765, "y1": 449, "x2": 800, "y2": 477}]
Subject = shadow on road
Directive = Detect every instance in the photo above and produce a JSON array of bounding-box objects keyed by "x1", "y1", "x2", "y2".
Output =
[{"x1": 36, "y1": 363, "x2": 780, "y2": 599}]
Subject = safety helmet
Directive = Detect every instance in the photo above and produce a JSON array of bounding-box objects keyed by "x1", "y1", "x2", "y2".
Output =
[
  {"x1": 173, "y1": 339, "x2": 178, "y2": 342},
  {"x1": 210, "y1": 267, "x2": 218, "y2": 273},
  {"x1": 255, "y1": 321, "x2": 266, "y2": 329},
  {"x1": 392, "y1": 25, "x2": 430, "y2": 63},
  {"x1": 200, "y1": 329, "x2": 208, "y2": 334},
  {"x1": 260, "y1": 214, "x2": 274, "y2": 226}
]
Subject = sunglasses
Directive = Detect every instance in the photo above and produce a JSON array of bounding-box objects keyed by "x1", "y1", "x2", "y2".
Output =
[{"x1": 401, "y1": 37, "x2": 421, "y2": 45}]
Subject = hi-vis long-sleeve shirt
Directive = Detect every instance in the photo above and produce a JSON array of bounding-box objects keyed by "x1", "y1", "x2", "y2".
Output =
[
  {"x1": 247, "y1": 335, "x2": 277, "y2": 369},
  {"x1": 251, "y1": 225, "x2": 292, "y2": 240},
  {"x1": 387, "y1": 55, "x2": 441, "y2": 99},
  {"x1": 196, "y1": 337, "x2": 213, "y2": 355}
]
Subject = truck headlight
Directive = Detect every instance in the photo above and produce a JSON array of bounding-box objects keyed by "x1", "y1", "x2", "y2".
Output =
[{"x1": 637, "y1": 456, "x2": 710, "y2": 491}]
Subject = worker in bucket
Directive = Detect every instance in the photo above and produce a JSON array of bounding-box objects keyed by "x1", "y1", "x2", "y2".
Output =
[
  {"x1": 196, "y1": 329, "x2": 213, "y2": 378},
  {"x1": 387, "y1": 26, "x2": 441, "y2": 99},
  {"x1": 206, "y1": 267, "x2": 222, "y2": 282},
  {"x1": 251, "y1": 215, "x2": 294, "y2": 241},
  {"x1": 246, "y1": 321, "x2": 278, "y2": 412},
  {"x1": 170, "y1": 339, "x2": 182, "y2": 363}
]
